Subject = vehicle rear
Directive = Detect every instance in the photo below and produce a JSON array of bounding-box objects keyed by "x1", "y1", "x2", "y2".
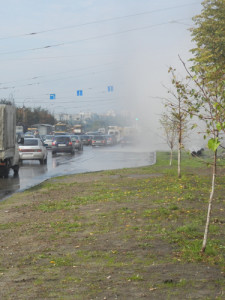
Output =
[
  {"x1": 44, "y1": 135, "x2": 54, "y2": 148},
  {"x1": 80, "y1": 135, "x2": 92, "y2": 145},
  {"x1": 52, "y1": 136, "x2": 75, "y2": 154},
  {"x1": 71, "y1": 135, "x2": 83, "y2": 150},
  {"x1": 0, "y1": 104, "x2": 20, "y2": 177},
  {"x1": 121, "y1": 135, "x2": 135, "y2": 147},
  {"x1": 19, "y1": 138, "x2": 48, "y2": 164},
  {"x1": 92, "y1": 135, "x2": 106, "y2": 146},
  {"x1": 104, "y1": 134, "x2": 115, "y2": 146},
  {"x1": 108, "y1": 130, "x2": 121, "y2": 143}
]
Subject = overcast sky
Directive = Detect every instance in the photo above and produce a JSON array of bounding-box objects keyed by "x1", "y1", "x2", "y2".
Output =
[{"x1": 0, "y1": 0, "x2": 202, "y2": 124}]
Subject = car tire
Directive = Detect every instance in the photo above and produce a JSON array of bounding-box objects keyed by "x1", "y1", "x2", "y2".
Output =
[
  {"x1": 44, "y1": 157, "x2": 47, "y2": 164},
  {"x1": 39, "y1": 158, "x2": 44, "y2": 165},
  {"x1": 71, "y1": 150, "x2": 75, "y2": 155},
  {"x1": 52, "y1": 151, "x2": 56, "y2": 155}
]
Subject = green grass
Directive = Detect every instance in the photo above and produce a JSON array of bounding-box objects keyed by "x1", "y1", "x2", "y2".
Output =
[{"x1": 36, "y1": 200, "x2": 75, "y2": 212}]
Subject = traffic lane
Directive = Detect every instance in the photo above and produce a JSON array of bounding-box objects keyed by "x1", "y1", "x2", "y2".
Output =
[
  {"x1": 0, "y1": 145, "x2": 156, "y2": 200},
  {"x1": 0, "y1": 150, "x2": 79, "y2": 200}
]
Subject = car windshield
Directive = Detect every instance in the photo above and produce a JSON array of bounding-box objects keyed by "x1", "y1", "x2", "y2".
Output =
[
  {"x1": 24, "y1": 139, "x2": 38, "y2": 146},
  {"x1": 45, "y1": 135, "x2": 53, "y2": 139}
]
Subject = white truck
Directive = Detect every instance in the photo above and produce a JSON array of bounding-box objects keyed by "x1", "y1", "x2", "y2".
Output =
[
  {"x1": 0, "y1": 104, "x2": 23, "y2": 178},
  {"x1": 73, "y1": 124, "x2": 83, "y2": 135},
  {"x1": 108, "y1": 126, "x2": 122, "y2": 144}
]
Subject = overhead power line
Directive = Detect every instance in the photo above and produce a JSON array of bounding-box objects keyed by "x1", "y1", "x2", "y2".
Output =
[
  {"x1": 0, "y1": 2, "x2": 200, "y2": 40},
  {"x1": 0, "y1": 66, "x2": 120, "y2": 90},
  {"x1": 0, "y1": 62, "x2": 117, "y2": 86},
  {"x1": 0, "y1": 18, "x2": 191, "y2": 56}
]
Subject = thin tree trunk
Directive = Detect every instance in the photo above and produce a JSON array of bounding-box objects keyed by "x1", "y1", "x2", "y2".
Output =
[
  {"x1": 178, "y1": 142, "x2": 181, "y2": 178},
  {"x1": 177, "y1": 101, "x2": 182, "y2": 178},
  {"x1": 170, "y1": 149, "x2": 173, "y2": 166},
  {"x1": 201, "y1": 150, "x2": 217, "y2": 253}
]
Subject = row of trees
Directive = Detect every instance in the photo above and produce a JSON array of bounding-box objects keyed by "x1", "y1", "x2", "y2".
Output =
[
  {"x1": 16, "y1": 106, "x2": 56, "y2": 130},
  {"x1": 160, "y1": 0, "x2": 225, "y2": 252},
  {"x1": 0, "y1": 99, "x2": 56, "y2": 130},
  {"x1": 0, "y1": 98, "x2": 132, "y2": 133}
]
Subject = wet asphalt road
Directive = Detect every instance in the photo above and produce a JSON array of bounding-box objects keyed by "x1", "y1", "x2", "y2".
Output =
[{"x1": 0, "y1": 145, "x2": 156, "y2": 200}]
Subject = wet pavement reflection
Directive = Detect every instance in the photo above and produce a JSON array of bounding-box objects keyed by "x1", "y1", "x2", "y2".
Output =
[{"x1": 0, "y1": 146, "x2": 156, "y2": 200}]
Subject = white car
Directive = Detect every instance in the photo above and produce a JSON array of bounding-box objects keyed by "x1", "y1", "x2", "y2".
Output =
[
  {"x1": 19, "y1": 138, "x2": 48, "y2": 164},
  {"x1": 43, "y1": 135, "x2": 54, "y2": 148}
]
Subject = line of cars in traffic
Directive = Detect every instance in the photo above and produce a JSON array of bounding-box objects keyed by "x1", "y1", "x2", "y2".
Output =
[
  {"x1": 43, "y1": 133, "x2": 118, "y2": 149},
  {"x1": 18, "y1": 132, "x2": 119, "y2": 165}
]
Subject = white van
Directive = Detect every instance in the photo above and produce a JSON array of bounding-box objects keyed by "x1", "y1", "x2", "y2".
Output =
[{"x1": 108, "y1": 129, "x2": 121, "y2": 143}]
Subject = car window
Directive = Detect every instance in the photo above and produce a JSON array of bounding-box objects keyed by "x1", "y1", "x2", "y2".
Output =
[
  {"x1": 24, "y1": 139, "x2": 38, "y2": 146},
  {"x1": 94, "y1": 136, "x2": 104, "y2": 140},
  {"x1": 55, "y1": 137, "x2": 70, "y2": 143}
]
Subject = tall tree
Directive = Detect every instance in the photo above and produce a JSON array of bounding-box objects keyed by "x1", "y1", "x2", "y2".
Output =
[
  {"x1": 190, "y1": 0, "x2": 225, "y2": 82},
  {"x1": 179, "y1": 0, "x2": 225, "y2": 252}
]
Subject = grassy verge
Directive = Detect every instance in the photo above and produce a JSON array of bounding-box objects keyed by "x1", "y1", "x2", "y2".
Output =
[{"x1": 0, "y1": 151, "x2": 224, "y2": 299}]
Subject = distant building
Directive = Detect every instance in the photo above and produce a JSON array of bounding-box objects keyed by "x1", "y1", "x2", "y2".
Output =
[
  {"x1": 106, "y1": 110, "x2": 116, "y2": 117},
  {"x1": 54, "y1": 112, "x2": 93, "y2": 123}
]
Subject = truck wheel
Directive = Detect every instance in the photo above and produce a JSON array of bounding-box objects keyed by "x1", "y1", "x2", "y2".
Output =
[
  {"x1": 4, "y1": 167, "x2": 9, "y2": 178},
  {"x1": 3, "y1": 160, "x2": 10, "y2": 178},
  {"x1": 13, "y1": 165, "x2": 19, "y2": 176}
]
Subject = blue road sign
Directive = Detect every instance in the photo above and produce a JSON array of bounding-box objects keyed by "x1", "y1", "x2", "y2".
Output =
[
  {"x1": 50, "y1": 94, "x2": 56, "y2": 100},
  {"x1": 77, "y1": 90, "x2": 83, "y2": 96},
  {"x1": 108, "y1": 86, "x2": 114, "y2": 92}
]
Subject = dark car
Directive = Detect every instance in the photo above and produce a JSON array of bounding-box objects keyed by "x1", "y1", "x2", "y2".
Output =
[
  {"x1": 80, "y1": 135, "x2": 92, "y2": 146},
  {"x1": 52, "y1": 135, "x2": 75, "y2": 155},
  {"x1": 121, "y1": 135, "x2": 135, "y2": 147},
  {"x1": 104, "y1": 134, "x2": 116, "y2": 146},
  {"x1": 92, "y1": 135, "x2": 107, "y2": 147}
]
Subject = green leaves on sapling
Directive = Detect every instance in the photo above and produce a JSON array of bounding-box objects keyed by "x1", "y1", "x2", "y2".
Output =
[{"x1": 208, "y1": 138, "x2": 220, "y2": 152}]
